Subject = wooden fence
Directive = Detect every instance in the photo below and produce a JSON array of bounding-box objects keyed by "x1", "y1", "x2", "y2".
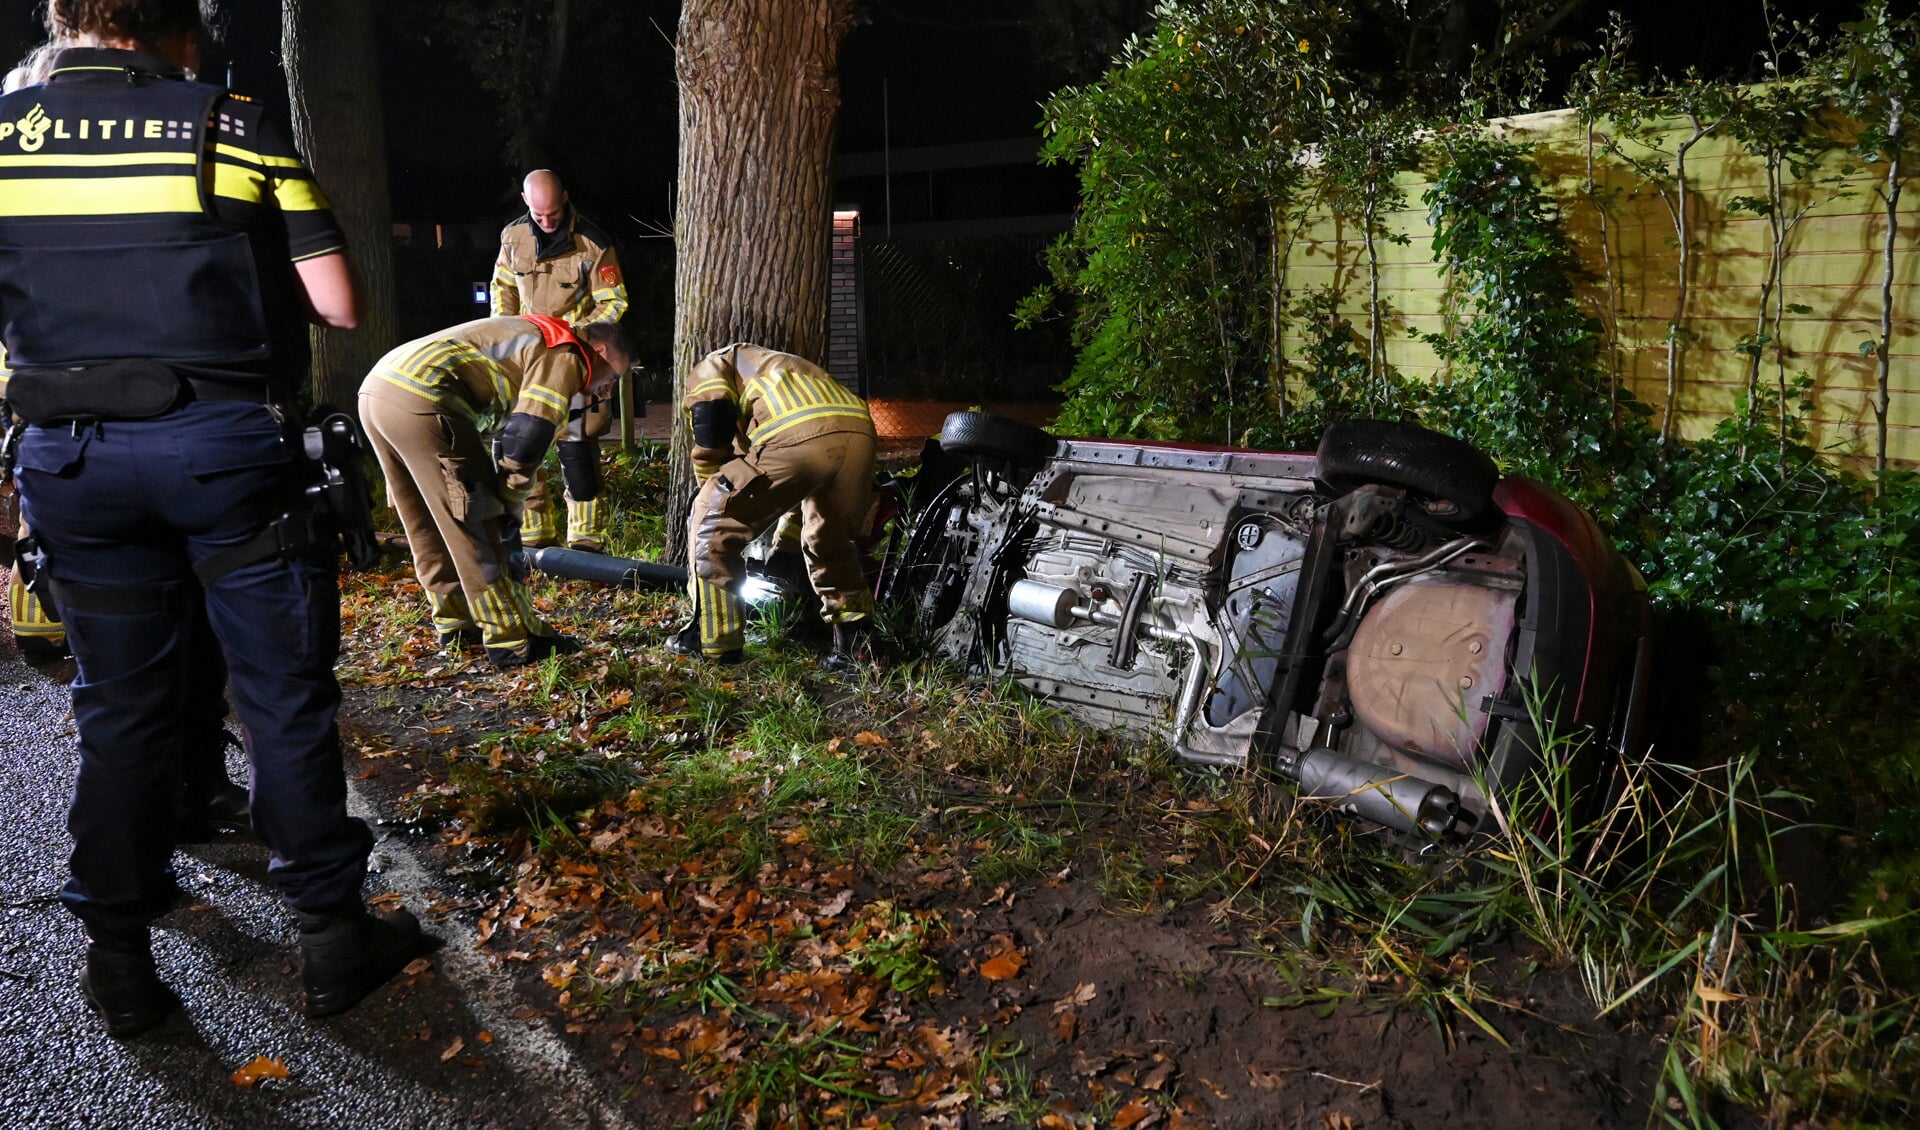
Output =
[{"x1": 1280, "y1": 106, "x2": 1919, "y2": 470}]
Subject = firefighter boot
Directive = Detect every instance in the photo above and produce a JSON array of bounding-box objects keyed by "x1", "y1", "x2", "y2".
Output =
[
  {"x1": 79, "y1": 932, "x2": 179, "y2": 1038},
  {"x1": 664, "y1": 621, "x2": 742, "y2": 665},
  {"x1": 820, "y1": 619, "x2": 873, "y2": 676},
  {"x1": 297, "y1": 902, "x2": 435, "y2": 1018}
]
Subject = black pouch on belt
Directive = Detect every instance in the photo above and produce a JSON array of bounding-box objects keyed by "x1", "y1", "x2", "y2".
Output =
[{"x1": 4, "y1": 360, "x2": 183, "y2": 425}]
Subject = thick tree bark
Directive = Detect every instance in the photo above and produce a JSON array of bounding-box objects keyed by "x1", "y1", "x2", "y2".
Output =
[
  {"x1": 281, "y1": 0, "x2": 397, "y2": 415},
  {"x1": 666, "y1": 0, "x2": 854, "y2": 561}
]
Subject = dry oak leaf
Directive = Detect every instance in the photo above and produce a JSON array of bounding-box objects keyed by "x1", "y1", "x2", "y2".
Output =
[
  {"x1": 229, "y1": 1056, "x2": 289, "y2": 1088},
  {"x1": 1114, "y1": 1098, "x2": 1158, "y2": 1129},
  {"x1": 853, "y1": 730, "x2": 891, "y2": 748}
]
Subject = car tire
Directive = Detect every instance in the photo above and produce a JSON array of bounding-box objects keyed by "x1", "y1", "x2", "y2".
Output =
[
  {"x1": 939, "y1": 411, "x2": 1056, "y2": 469},
  {"x1": 880, "y1": 472, "x2": 981, "y2": 635},
  {"x1": 1316, "y1": 419, "x2": 1499, "y2": 525}
]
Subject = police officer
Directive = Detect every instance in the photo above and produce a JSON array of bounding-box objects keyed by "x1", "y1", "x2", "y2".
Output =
[
  {"x1": 1, "y1": 39, "x2": 248, "y2": 839},
  {"x1": 674, "y1": 343, "x2": 878, "y2": 669},
  {"x1": 359, "y1": 314, "x2": 635, "y2": 668},
  {"x1": 491, "y1": 170, "x2": 629, "y2": 552},
  {"x1": 0, "y1": 0, "x2": 427, "y2": 1035}
]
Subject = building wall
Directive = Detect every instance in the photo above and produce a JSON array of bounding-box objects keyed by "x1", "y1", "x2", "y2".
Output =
[{"x1": 1280, "y1": 106, "x2": 1920, "y2": 469}]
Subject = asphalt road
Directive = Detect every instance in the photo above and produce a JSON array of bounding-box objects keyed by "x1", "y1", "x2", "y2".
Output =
[{"x1": 0, "y1": 649, "x2": 639, "y2": 1130}]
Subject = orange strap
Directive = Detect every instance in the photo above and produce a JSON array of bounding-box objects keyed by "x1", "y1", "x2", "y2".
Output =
[{"x1": 522, "y1": 313, "x2": 592, "y2": 386}]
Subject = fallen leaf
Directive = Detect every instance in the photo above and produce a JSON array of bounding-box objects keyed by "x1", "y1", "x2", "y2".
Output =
[
  {"x1": 1247, "y1": 1066, "x2": 1286, "y2": 1090},
  {"x1": 1053, "y1": 981, "x2": 1097, "y2": 1011},
  {"x1": 817, "y1": 888, "x2": 854, "y2": 918},
  {"x1": 978, "y1": 949, "x2": 1026, "y2": 981},
  {"x1": 1037, "y1": 1117, "x2": 1074, "y2": 1130},
  {"x1": 477, "y1": 1031, "x2": 495, "y2": 1044},
  {"x1": 1115, "y1": 1098, "x2": 1157, "y2": 1128},
  {"x1": 403, "y1": 957, "x2": 433, "y2": 976},
  {"x1": 853, "y1": 730, "x2": 890, "y2": 748},
  {"x1": 1324, "y1": 1114, "x2": 1354, "y2": 1130},
  {"x1": 1141, "y1": 1059, "x2": 1176, "y2": 1091},
  {"x1": 229, "y1": 1056, "x2": 289, "y2": 1088},
  {"x1": 441, "y1": 1036, "x2": 465, "y2": 1061}
]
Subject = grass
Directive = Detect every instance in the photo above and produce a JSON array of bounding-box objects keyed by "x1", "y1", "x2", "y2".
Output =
[{"x1": 340, "y1": 448, "x2": 1920, "y2": 1130}]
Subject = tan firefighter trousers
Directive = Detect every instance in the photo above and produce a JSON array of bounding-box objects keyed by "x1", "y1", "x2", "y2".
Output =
[
  {"x1": 360, "y1": 385, "x2": 552, "y2": 653},
  {"x1": 686, "y1": 430, "x2": 877, "y2": 656}
]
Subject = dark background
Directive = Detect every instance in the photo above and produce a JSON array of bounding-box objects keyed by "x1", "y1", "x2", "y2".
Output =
[{"x1": 0, "y1": 0, "x2": 1866, "y2": 391}]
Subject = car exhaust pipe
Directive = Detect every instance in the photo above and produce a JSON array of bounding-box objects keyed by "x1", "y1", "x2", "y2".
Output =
[
  {"x1": 1280, "y1": 748, "x2": 1464, "y2": 838},
  {"x1": 523, "y1": 546, "x2": 688, "y2": 591}
]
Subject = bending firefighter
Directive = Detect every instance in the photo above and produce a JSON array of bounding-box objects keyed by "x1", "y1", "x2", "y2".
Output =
[
  {"x1": 490, "y1": 170, "x2": 628, "y2": 552},
  {"x1": 359, "y1": 314, "x2": 634, "y2": 669},
  {"x1": 672, "y1": 343, "x2": 877, "y2": 670}
]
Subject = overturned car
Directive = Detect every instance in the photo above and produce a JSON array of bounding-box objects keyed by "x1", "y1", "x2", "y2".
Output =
[{"x1": 886, "y1": 414, "x2": 1652, "y2": 840}]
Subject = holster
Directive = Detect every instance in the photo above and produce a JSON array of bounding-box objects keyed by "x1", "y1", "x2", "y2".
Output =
[{"x1": 192, "y1": 405, "x2": 380, "y2": 583}]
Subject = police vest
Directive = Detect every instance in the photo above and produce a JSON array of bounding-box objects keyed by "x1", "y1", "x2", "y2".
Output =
[{"x1": 0, "y1": 75, "x2": 295, "y2": 382}]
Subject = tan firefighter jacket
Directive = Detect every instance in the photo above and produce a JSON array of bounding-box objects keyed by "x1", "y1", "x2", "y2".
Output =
[
  {"x1": 489, "y1": 208, "x2": 628, "y2": 328},
  {"x1": 365, "y1": 315, "x2": 593, "y2": 496},
  {"x1": 682, "y1": 343, "x2": 872, "y2": 475}
]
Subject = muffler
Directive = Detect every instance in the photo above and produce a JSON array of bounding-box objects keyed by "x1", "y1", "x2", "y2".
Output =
[{"x1": 1282, "y1": 748, "x2": 1464, "y2": 838}]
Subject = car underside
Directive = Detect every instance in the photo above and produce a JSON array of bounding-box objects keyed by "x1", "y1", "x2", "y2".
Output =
[{"x1": 887, "y1": 415, "x2": 1653, "y2": 841}]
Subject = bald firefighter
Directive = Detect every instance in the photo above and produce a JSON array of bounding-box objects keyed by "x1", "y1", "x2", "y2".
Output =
[
  {"x1": 359, "y1": 315, "x2": 634, "y2": 669},
  {"x1": 490, "y1": 170, "x2": 628, "y2": 552},
  {"x1": 672, "y1": 344, "x2": 877, "y2": 670}
]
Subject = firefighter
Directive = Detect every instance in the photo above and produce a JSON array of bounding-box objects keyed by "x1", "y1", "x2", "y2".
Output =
[
  {"x1": 490, "y1": 170, "x2": 629, "y2": 552},
  {"x1": 0, "y1": 0, "x2": 426, "y2": 1036},
  {"x1": 359, "y1": 315, "x2": 635, "y2": 669},
  {"x1": 6, "y1": 522, "x2": 67, "y2": 662},
  {"x1": 673, "y1": 343, "x2": 878, "y2": 669}
]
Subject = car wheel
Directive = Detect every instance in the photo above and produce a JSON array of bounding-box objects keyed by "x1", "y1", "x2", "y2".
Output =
[
  {"x1": 939, "y1": 411, "x2": 1056, "y2": 469},
  {"x1": 880, "y1": 471, "x2": 984, "y2": 635},
  {"x1": 1315, "y1": 419, "x2": 1499, "y2": 525}
]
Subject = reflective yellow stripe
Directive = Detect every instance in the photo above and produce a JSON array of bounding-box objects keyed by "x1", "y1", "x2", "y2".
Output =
[
  {"x1": 268, "y1": 175, "x2": 329, "y2": 212},
  {"x1": 520, "y1": 384, "x2": 569, "y2": 413},
  {"x1": 687, "y1": 378, "x2": 735, "y2": 399},
  {"x1": 749, "y1": 404, "x2": 870, "y2": 445},
  {"x1": 213, "y1": 143, "x2": 303, "y2": 169},
  {"x1": 0, "y1": 151, "x2": 193, "y2": 167},
  {"x1": 371, "y1": 366, "x2": 472, "y2": 416},
  {"x1": 210, "y1": 160, "x2": 264, "y2": 204},
  {"x1": 0, "y1": 174, "x2": 199, "y2": 215}
]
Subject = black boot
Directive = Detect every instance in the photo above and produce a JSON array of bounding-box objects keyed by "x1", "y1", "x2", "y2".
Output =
[
  {"x1": 79, "y1": 935, "x2": 179, "y2": 1038},
  {"x1": 18, "y1": 636, "x2": 72, "y2": 665},
  {"x1": 820, "y1": 620, "x2": 873, "y2": 675},
  {"x1": 664, "y1": 621, "x2": 742, "y2": 665},
  {"x1": 486, "y1": 631, "x2": 581, "y2": 671},
  {"x1": 175, "y1": 779, "x2": 253, "y2": 843},
  {"x1": 297, "y1": 902, "x2": 435, "y2": 1018}
]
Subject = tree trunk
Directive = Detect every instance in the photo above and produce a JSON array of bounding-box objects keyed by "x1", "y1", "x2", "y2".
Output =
[
  {"x1": 666, "y1": 0, "x2": 854, "y2": 562},
  {"x1": 281, "y1": 0, "x2": 397, "y2": 415}
]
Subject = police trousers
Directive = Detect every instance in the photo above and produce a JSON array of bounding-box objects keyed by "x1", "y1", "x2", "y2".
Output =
[
  {"x1": 14, "y1": 399, "x2": 373, "y2": 939},
  {"x1": 686, "y1": 429, "x2": 877, "y2": 654}
]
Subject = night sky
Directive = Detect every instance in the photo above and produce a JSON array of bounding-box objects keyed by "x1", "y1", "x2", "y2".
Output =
[{"x1": 0, "y1": 0, "x2": 1872, "y2": 233}]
